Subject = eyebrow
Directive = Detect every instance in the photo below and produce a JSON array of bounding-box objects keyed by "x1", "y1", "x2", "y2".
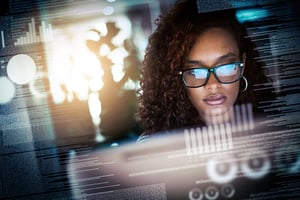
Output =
[{"x1": 186, "y1": 52, "x2": 239, "y2": 66}]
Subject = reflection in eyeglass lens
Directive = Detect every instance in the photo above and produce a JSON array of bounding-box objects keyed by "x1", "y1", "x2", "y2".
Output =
[{"x1": 182, "y1": 62, "x2": 242, "y2": 87}]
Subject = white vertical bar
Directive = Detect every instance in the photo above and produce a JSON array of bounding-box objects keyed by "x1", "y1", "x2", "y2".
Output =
[
  {"x1": 184, "y1": 129, "x2": 192, "y2": 156},
  {"x1": 196, "y1": 127, "x2": 203, "y2": 154},
  {"x1": 202, "y1": 127, "x2": 210, "y2": 153},
  {"x1": 208, "y1": 126, "x2": 215, "y2": 152},
  {"x1": 24, "y1": 36, "x2": 27, "y2": 45},
  {"x1": 48, "y1": 23, "x2": 54, "y2": 41},
  {"x1": 190, "y1": 128, "x2": 198, "y2": 155},
  {"x1": 1, "y1": 31, "x2": 5, "y2": 48},
  {"x1": 26, "y1": 32, "x2": 30, "y2": 44},
  {"x1": 31, "y1": 18, "x2": 37, "y2": 43},
  {"x1": 44, "y1": 24, "x2": 49, "y2": 42},
  {"x1": 41, "y1": 21, "x2": 46, "y2": 42},
  {"x1": 230, "y1": 106, "x2": 236, "y2": 132},
  {"x1": 20, "y1": 37, "x2": 25, "y2": 45},
  {"x1": 46, "y1": 26, "x2": 50, "y2": 41},
  {"x1": 247, "y1": 103, "x2": 254, "y2": 130},
  {"x1": 28, "y1": 21, "x2": 33, "y2": 44},
  {"x1": 225, "y1": 123, "x2": 233, "y2": 149},
  {"x1": 39, "y1": 25, "x2": 43, "y2": 42},
  {"x1": 15, "y1": 38, "x2": 19, "y2": 46},
  {"x1": 219, "y1": 123, "x2": 227, "y2": 150},
  {"x1": 235, "y1": 104, "x2": 242, "y2": 132},
  {"x1": 44, "y1": 27, "x2": 48, "y2": 41},
  {"x1": 241, "y1": 104, "x2": 248, "y2": 131},
  {"x1": 214, "y1": 124, "x2": 221, "y2": 151}
]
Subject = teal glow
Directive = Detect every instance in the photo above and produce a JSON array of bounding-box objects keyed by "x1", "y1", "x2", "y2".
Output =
[{"x1": 236, "y1": 9, "x2": 269, "y2": 23}]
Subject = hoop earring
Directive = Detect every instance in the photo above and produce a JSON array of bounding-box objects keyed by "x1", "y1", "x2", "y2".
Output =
[{"x1": 240, "y1": 76, "x2": 248, "y2": 93}]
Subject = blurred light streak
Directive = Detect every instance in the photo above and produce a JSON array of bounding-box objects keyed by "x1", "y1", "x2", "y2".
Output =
[
  {"x1": 88, "y1": 92, "x2": 101, "y2": 126},
  {"x1": 51, "y1": 83, "x2": 65, "y2": 104},
  {"x1": 236, "y1": 8, "x2": 269, "y2": 23}
]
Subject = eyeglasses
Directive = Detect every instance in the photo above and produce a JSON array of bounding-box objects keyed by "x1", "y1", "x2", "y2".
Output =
[{"x1": 179, "y1": 62, "x2": 244, "y2": 88}]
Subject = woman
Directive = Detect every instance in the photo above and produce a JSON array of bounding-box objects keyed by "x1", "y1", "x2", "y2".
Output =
[{"x1": 137, "y1": 0, "x2": 273, "y2": 135}]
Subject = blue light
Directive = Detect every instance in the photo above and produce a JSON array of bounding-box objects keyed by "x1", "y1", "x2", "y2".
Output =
[
  {"x1": 236, "y1": 8, "x2": 269, "y2": 23},
  {"x1": 111, "y1": 142, "x2": 119, "y2": 147}
]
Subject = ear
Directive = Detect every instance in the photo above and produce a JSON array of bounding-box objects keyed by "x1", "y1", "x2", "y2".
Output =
[{"x1": 242, "y1": 53, "x2": 246, "y2": 75}]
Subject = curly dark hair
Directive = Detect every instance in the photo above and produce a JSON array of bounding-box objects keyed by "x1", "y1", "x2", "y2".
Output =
[{"x1": 137, "y1": 0, "x2": 272, "y2": 134}]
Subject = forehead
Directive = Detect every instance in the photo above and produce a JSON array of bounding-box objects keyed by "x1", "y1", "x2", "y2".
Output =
[{"x1": 188, "y1": 27, "x2": 239, "y2": 64}]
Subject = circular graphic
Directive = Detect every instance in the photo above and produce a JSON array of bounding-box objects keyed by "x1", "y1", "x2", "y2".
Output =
[
  {"x1": 207, "y1": 157, "x2": 237, "y2": 184},
  {"x1": 221, "y1": 184, "x2": 235, "y2": 198},
  {"x1": 7, "y1": 54, "x2": 37, "y2": 84},
  {"x1": 205, "y1": 186, "x2": 219, "y2": 200},
  {"x1": 0, "y1": 76, "x2": 16, "y2": 104},
  {"x1": 275, "y1": 145, "x2": 300, "y2": 174},
  {"x1": 188, "y1": 188, "x2": 204, "y2": 200},
  {"x1": 241, "y1": 151, "x2": 271, "y2": 179}
]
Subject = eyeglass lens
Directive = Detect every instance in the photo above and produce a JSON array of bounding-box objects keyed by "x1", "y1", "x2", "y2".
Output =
[{"x1": 182, "y1": 62, "x2": 242, "y2": 87}]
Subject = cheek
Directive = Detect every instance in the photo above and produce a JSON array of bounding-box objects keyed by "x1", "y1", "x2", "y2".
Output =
[
  {"x1": 186, "y1": 88, "x2": 206, "y2": 108},
  {"x1": 224, "y1": 82, "x2": 240, "y2": 103}
]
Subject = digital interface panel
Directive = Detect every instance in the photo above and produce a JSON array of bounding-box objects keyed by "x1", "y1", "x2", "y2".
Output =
[{"x1": 0, "y1": 0, "x2": 299, "y2": 200}]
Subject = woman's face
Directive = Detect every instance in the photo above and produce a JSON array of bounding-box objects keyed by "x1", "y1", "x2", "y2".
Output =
[{"x1": 185, "y1": 27, "x2": 244, "y2": 124}]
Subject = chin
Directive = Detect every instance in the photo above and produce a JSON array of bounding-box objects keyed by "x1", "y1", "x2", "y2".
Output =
[
  {"x1": 203, "y1": 105, "x2": 232, "y2": 125},
  {"x1": 207, "y1": 106, "x2": 228, "y2": 116}
]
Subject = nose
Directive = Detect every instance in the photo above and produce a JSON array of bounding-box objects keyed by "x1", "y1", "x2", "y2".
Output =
[{"x1": 205, "y1": 73, "x2": 221, "y2": 90}]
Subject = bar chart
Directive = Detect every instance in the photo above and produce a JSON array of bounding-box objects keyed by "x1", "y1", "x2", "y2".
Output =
[{"x1": 14, "y1": 17, "x2": 54, "y2": 46}]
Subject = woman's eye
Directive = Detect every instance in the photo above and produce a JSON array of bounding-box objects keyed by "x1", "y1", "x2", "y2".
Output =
[
  {"x1": 218, "y1": 65, "x2": 237, "y2": 76},
  {"x1": 193, "y1": 69, "x2": 207, "y2": 79}
]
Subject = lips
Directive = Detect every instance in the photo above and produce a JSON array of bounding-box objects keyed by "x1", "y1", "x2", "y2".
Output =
[{"x1": 203, "y1": 94, "x2": 227, "y2": 106}]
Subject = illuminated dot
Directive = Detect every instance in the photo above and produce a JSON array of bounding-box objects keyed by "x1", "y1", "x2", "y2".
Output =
[
  {"x1": 7, "y1": 54, "x2": 37, "y2": 85},
  {"x1": 205, "y1": 186, "x2": 219, "y2": 200},
  {"x1": 69, "y1": 150, "x2": 76, "y2": 158},
  {"x1": 103, "y1": 6, "x2": 114, "y2": 15},
  {"x1": 221, "y1": 184, "x2": 235, "y2": 198},
  {"x1": 111, "y1": 142, "x2": 119, "y2": 147},
  {"x1": 0, "y1": 77, "x2": 16, "y2": 104},
  {"x1": 189, "y1": 188, "x2": 203, "y2": 200}
]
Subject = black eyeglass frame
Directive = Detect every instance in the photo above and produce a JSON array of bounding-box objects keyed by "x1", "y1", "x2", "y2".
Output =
[{"x1": 179, "y1": 62, "x2": 244, "y2": 88}]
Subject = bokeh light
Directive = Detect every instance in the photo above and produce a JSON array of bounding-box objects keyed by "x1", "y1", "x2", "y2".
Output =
[
  {"x1": 103, "y1": 6, "x2": 114, "y2": 16},
  {"x1": 7, "y1": 54, "x2": 37, "y2": 85},
  {"x1": 0, "y1": 76, "x2": 16, "y2": 104}
]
